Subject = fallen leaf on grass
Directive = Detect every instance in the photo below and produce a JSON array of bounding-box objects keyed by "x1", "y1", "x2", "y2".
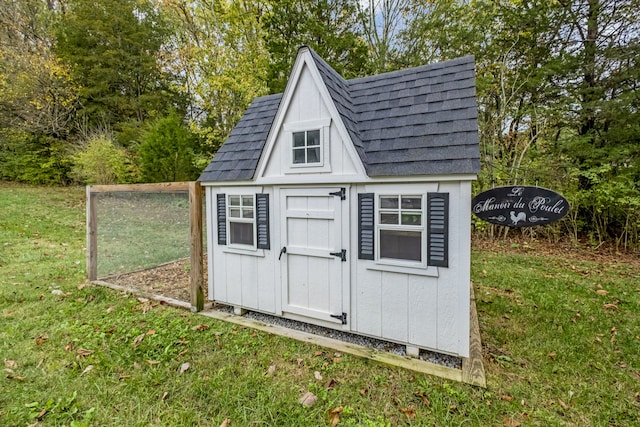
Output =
[
  {"x1": 145, "y1": 360, "x2": 160, "y2": 366},
  {"x1": 6, "y1": 374, "x2": 26, "y2": 381},
  {"x1": 36, "y1": 336, "x2": 48, "y2": 346},
  {"x1": 595, "y1": 289, "x2": 608, "y2": 296},
  {"x1": 161, "y1": 392, "x2": 169, "y2": 401},
  {"x1": 328, "y1": 406, "x2": 343, "y2": 427},
  {"x1": 324, "y1": 379, "x2": 336, "y2": 389},
  {"x1": 51, "y1": 289, "x2": 64, "y2": 296},
  {"x1": 547, "y1": 353, "x2": 556, "y2": 359},
  {"x1": 36, "y1": 408, "x2": 47, "y2": 421},
  {"x1": 137, "y1": 297, "x2": 150, "y2": 303},
  {"x1": 359, "y1": 388, "x2": 368, "y2": 397},
  {"x1": 314, "y1": 371, "x2": 323, "y2": 381},
  {"x1": 299, "y1": 391, "x2": 317, "y2": 407},
  {"x1": 133, "y1": 333, "x2": 146, "y2": 348},
  {"x1": 76, "y1": 348, "x2": 94, "y2": 357},
  {"x1": 179, "y1": 362, "x2": 190, "y2": 374},
  {"x1": 558, "y1": 399, "x2": 569, "y2": 410},
  {"x1": 4, "y1": 359, "x2": 17, "y2": 369},
  {"x1": 400, "y1": 407, "x2": 415, "y2": 420},
  {"x1": 118, "y1": 375, "x2": 131, "y2": 380},
  {"x1": 501, "y1": 394, "x2": 514, "y2": 402},
  {"x1": 265, "y1": 364, "x2": 276, "y2": 377},
  {"x1": 603, "y1": 303, "x2": 618, "y2": 310},
  {"x1": 502, "y1": 417, "x2": 521, "y2": 427},
  {"x1": 414, "y1": 391, "x2": 430, "y2": 406},
  {"x1": 81, "y1": 365, "x2": 94, "y2": 376},
  {"x1": 192, "y1": 324, "x2": 209, "y2": 331},
  {"x1": 219, "y1": 419, "x2": 231, "y2": 427}
]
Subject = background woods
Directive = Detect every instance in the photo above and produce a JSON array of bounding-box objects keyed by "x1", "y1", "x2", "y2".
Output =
[{"x1": 0, "y1": 0, "x2": 638, "y2": 248}]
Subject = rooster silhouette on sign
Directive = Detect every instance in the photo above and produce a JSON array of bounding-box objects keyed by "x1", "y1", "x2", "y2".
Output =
[{"x1": 510, "y1": 211, "x2": 526, "y2": 225}]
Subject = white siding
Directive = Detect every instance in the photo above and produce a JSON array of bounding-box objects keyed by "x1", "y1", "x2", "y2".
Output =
[
  {"x1": 351, "y1": 181, "x2": 471, "y2": 357},
  {"x1": 207, "y1": 186, "x2": 277, "y2": 315},
  {"x1": 259, "y1": 64, "x2": 361, "y2": 182}
]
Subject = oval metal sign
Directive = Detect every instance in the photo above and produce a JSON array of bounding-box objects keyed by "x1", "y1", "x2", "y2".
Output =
[{"x1": 472, "y1": 186, "x2": 569, "y2": 227}]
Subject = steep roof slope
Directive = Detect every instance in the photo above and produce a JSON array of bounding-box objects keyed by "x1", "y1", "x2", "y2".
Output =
[{"x1": 199, "y1": 49, "x2": 479, "y2": 182}]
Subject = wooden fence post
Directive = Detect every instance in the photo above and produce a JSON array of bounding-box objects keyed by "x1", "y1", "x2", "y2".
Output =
[
  {"x1": 86, "y1": 186, "x2": 98, "y2": 281},
  {"x1": 189, "y1": 181, "x2": 204, "y2": 312}
]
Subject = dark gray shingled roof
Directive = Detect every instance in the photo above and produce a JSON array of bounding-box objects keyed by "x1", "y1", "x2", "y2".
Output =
[{"x1": 199, "y1": 48, "x2": 479, "y2": 181}]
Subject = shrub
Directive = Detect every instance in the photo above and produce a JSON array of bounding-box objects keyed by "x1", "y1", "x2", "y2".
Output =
[
  {"x1": 71, "y1": 134, "x2": 132, "y2": 184},
  {"x1": 137, "y1": 112, "x2": 200, "y2": 182}
]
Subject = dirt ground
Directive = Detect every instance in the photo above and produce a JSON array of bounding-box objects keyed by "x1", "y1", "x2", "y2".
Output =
[{"x1": 103, "y1": 258, "x2": 208, "y2": 303}]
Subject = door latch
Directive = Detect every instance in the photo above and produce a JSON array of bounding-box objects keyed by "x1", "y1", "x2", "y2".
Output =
[
  {"x1": 330, "y1": 312, "x2": 348, "y2": 325},
  {"x1": 329, "y1": 249, "x2": 347, "y2": 262},
  {"x1": 278, "y1": 246, "x2": 287, "y2": 260}
]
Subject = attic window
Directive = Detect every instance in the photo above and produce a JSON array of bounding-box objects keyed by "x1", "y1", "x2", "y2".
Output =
[{"x1": 292, "y1": 130, "x2": 321, "y2": 165}]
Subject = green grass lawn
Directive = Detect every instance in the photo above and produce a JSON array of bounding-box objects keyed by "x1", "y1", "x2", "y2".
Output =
[{"x1": 1, "y1": 182, "x2": 639, "y2": 426}]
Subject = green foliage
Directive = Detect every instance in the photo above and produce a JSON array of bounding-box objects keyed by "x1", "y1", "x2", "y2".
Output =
[
  {"x1": 137, "y1": 112, "x2": 200, "y2": 182},
  {"x1": 263, "y1": 0, "x2": 370, "y2": 93},
  {"x1": 0, "y1": 130, "x2": 72, "y2": 185},
  {"x1": 55, "y1": 0, "x2": 175, "y2": 127},
  {"x1": 71, "y1": 134, "x2": 133, "y2": 185}
]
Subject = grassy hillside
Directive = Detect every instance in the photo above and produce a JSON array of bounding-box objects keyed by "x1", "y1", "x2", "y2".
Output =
[{"x1": 1, "y1": 182, "x2": 638, "y2": 426}]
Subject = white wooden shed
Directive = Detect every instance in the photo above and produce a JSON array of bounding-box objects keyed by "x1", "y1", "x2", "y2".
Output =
[{"x1": 198, "y1": 47, "x2": 480, "y2": 359}]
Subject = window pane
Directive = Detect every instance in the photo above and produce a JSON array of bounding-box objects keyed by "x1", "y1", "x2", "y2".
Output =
[
  {"x1": 380, "y1": 230, "x2": 421, "y2": 262},
  {"x1": 230, "y1": 222, "x2": 254, "y2": 246},
  {"x1": 229, "y1": 196, "x2": 240, "y2": 206},
  {"x1": 229, "y1": 208, "x2": 241, "y2": 218},
  {"x1": 293, "y1": 148, "x2": 305, "y2": 164},
  {"x1": 307, "y1": 147, "x2": 320, "y2": 163},
  {"x1": 307, "y1": 130, "x2": 320, "y2": 146},
  {"x1": 242, "y1": 195, "x2": 254, "y2": 206},
  {"x1": 401, "y1": 196, "x2": 422, "y2": 209},
  {"x1": 380, "y1": 196, "x2": 398, "y2": 209},
  {"x1": 293, "y1": 132, "x2": 305, "y2": 147},
  {"x1": 401, "y1": 213, "x2": 422, "y2": 225},
  {"x1": 380, "y1": 213, "x2": 398, "y2": 224},
  {"x1": 242, "y1": 208, "x2": 254, "y2": 219}
]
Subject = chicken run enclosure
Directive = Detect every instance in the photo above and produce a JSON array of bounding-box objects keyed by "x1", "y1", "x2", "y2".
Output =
[{"x1": 86, "y1": 182, "x2": 206, "y2": 311}]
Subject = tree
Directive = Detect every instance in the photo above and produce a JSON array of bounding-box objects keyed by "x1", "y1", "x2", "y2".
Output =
[
  {"x1": 0, "y1": 0, "x2": 78, "y2": 184},
  {"x1": 162, "y1": 0, "x2": 270, "y2": 152},
  {"x1": 55, "y1": 0, "x2": 176, "y2": 130},
  {"x1": 137, "y1": 111, "x2": 200, "y2": 182},
  {"x1": 263, "y1": 0, "x2": 369, "y2": 93}
]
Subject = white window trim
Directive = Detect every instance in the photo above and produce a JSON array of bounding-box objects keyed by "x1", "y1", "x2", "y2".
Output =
[
  {"x1": 226, "y1": 194, "x2": 257, "y2": 250},
  {"x1": 375, "y1": 193, "x2": 428, "y2": 269},
  {"x1": 291, "y1": 129, "x2": 323, "y2": 166},
  {"x1": 283, "y1": 118, "x2": 331, "y2": 173}
]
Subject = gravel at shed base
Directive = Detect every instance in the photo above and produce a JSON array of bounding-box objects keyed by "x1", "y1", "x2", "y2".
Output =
[{"x1": 241, "y1": 310, "x2": 462, "y2": 370}]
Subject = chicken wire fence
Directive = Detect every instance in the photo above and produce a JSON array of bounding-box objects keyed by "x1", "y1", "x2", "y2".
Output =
[{"x1": 86, "y1": 184, "x2": 207, "y2": 305}]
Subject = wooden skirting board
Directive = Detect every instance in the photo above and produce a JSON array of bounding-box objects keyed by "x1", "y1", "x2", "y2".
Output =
[{"x1": 92, "y1": 280, "x2": 486, "y2": 387}]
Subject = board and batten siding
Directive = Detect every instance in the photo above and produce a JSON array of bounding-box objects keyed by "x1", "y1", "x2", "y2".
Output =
[
  {"x1": 350, "y1": 181, "x2": 471, "y2": 358},
  {"x1": 260, "y1": 63, "x2": 361, "y2": 180},
  {"x1": 206, "y1": 186, "x2": 278, "y2": 315}
]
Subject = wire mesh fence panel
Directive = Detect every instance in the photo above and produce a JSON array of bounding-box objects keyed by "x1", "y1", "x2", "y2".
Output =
[{"x1": 96, "y1": 191, "x2": 191, "y2": 277}]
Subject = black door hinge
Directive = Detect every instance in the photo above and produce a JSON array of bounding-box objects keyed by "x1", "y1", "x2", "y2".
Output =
[
  {"x1": 329, "y1": 249, "x2": 347, "y2": 262},
  {"x1": 330, "y1": 312, "x2": 347, "y2": 325},
  {"x1": 329, "y1": 188, "x2": 346, "y2": 200}
]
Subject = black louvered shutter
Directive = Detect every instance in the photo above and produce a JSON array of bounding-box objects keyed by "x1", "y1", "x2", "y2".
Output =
[
  {"x1": 216, "y1": 193, "x2": 227, "y2": 245},
  {"x1": 256, "y1": 193, "x2": 270, "y2": 249},
  {"x1": 358, "y1": 193, "x2": 375, "y2": 260},
  {"x1": 427, "y1": 193, "x2": 449, "y2": 267}
]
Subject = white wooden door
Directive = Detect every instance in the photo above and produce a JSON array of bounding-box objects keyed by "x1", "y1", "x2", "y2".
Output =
[{"x1": 280, "y1": 188, "x2": 346, "y2": 325}]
